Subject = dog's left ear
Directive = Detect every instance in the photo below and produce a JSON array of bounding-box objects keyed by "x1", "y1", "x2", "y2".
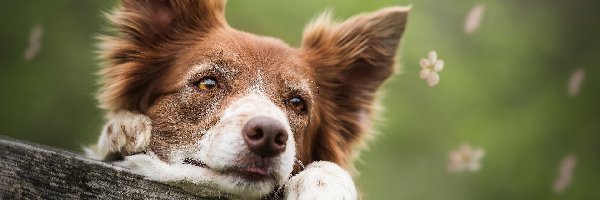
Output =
[{"x1": 300, "y1": 7, "x2": 410, "y2": 169}]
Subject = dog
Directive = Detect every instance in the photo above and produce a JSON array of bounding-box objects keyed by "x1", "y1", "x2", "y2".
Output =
[{"x1": 86, "y1": 0, "x2": 409, "y2": 199}]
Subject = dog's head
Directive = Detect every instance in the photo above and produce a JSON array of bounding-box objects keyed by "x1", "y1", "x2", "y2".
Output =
[{"x1": 97, "y1": 0, "x2": 408, "y2": 197}]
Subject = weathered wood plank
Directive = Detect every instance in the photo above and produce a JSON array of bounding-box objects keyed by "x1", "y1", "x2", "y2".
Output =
[{"x1": 0, "y1": 136, "x2": 221, "y2": 200}]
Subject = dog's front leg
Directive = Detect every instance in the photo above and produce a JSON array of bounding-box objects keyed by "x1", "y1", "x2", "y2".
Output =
[
  {"x1": 86, "y1": 110, "x2": 152, "y2": 160},
  {"x1": 284, "y1": 161, "x2": 358, "y2": 200}
]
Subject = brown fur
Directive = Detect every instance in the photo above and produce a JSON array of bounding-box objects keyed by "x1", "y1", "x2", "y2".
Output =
[
  {"x1": 300, "y1": 8, "x2": 409, "y2": 169},
  {"x1": 97, "y1": 0, "x2": 408, "y2": 173},
  {"x1": 97, "y1": 0, "x2": 227, "y2": 111}
]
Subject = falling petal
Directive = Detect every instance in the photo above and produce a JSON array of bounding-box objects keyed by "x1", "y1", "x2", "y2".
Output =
[
  {"x1": 420, "y1": 69, "x2": 431, "y2": 80},
  {"x1": 568, "y1": 68, "x2": 585, "y2": 97},
  {"x1": 434, "y1": 60, "x2": 444, "y2": 72},
  {"x1": 24, "y1": 24, "x2": 44, "y2": 61},
  {"x1": 427, "y1": 72, "x2": 439, "y2": 87},
  {"x1": 554, "y1": 154, "x2": 576, "y2": 194},
  {"x1": 420, "y1": 58, "x2": 431, "y2": 69},
  {"x1": 464, "y1": 4, "x2": 486, "y2": 34},
  {"x1": 428, "y1": 51, "x2": 438, "y2": 63}
]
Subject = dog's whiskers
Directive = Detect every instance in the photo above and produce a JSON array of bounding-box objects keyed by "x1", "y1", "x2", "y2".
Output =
[{"x1": 267, "y1": 182, "x2": 285, "y2": 200}]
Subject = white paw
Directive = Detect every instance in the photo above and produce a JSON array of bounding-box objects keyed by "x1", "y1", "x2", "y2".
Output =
[
  {"x1": 284, "y1": 161, "x2": 357, "y2": 200},
  {"x1": 86, "y1": 110, "x2": 152, "y2": 160}
]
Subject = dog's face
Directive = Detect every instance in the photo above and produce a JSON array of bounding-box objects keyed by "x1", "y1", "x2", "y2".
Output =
[
  {"x1": 144, "y1": 31, "x2": 313, "y2": 195},
  {"x1": 97, "y1": 0, "x2": 408, "y2": 197}
]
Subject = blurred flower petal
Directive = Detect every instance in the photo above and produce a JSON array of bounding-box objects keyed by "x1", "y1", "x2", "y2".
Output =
[
  {"x1": 568, "y1": 68, "x2": 585, "y2": 97},
  {"x1": 428, "y1": 51, "x2": 438, "y2": 63},
  {"x1": 467, "y1": 161, "x2": 481, "y2": 171},
  {"x1": 434, "y1": 60, "x2": 444, "y2": 72},
  {"x1": 420, "y1": 69, "x2": 431, "y2": 79},
  {"x1": 465, "y1": 4, "x2": 486, "y2": 34},
  {"x1": 473, "y1": 148, "x2": 485, "y2": 159},
  {"x1": 427, "y1": 72, "x2": 439, "y2": 87},
  {"x1": 554, "y1": 154, "x2": 576, "y2": 194},
  {"x1": 420, "y1": 58, "x2": 431, "y2": 69},
  {"x1": 24, "y1": 24, "x2": 44, "y2": 61}
]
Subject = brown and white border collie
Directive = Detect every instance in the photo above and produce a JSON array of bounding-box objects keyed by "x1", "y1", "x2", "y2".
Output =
[{"x1": 87, "y1": 0, "x2": 409, "y2": 199}]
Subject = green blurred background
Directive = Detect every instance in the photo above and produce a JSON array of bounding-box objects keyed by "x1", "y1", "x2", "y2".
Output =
[{"x1": 1, "y1": 0, "x2": 599, "y2": 199}]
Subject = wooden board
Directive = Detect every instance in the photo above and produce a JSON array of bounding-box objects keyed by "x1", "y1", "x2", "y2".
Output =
[{"x1": 0, "y1": 136, "x2": 220, "y2": 200}]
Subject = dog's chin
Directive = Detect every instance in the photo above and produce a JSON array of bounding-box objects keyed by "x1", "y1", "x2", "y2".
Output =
[{"x1": 115, "y1": 153, "x2": 284, "y2": 199}]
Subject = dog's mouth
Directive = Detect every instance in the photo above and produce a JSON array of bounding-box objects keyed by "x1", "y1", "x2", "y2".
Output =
[
  {"x1": 227, "y1": 166, "x2": 271, "y2": 181},
  {"x1": 183, "y1": 158, "x2": 273, "y2": 181}
]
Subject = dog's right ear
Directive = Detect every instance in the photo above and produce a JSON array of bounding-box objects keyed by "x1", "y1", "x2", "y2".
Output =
[{"x1": 98, "y1": 0, "x2": 228, "y2": 112}]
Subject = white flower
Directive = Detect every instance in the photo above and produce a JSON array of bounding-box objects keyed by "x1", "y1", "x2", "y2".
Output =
[
  {"x1": 448, "y1": 143, "x2": 485, "y2": 172},
  {"x1": 419, "y1": 51, "x2": 444, "y2": 87}
]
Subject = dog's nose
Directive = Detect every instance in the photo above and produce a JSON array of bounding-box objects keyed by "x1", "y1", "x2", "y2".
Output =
[{"x1": 243, "y1": 116, "x2": 288, "y2": 157}]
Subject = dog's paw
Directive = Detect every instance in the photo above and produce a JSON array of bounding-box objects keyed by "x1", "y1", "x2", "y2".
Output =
[
  {"x1": 86, "y1": 110, "x2": 152, "y2": 160},
  {"x1": 284, "y1": 161, "x2": 357, "y2": 200}
]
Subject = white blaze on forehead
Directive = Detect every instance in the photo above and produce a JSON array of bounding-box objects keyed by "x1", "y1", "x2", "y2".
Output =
[{"x1": 249, "y1": 69, "x2": 266, "y2": 94}]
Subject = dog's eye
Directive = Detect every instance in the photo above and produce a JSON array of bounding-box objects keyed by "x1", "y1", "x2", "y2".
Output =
[
  {"x1": 286, "y1": 96, "x2": 307, "y2": 113},
  {"x1": 195, "y1": 78, "x2": 218, "y2": 91}
]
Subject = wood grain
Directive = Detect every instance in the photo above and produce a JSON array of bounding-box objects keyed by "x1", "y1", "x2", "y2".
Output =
[{"x1": 0, "y1": 136, "x2": 220, "y2": 200}]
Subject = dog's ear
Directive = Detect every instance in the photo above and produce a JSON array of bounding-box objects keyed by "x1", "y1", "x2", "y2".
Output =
[
  {"x1": 98, "y1": 0, "x2": 227, "y2": 111},
  {"x1": 300, "y1": 7, "x2": 409, "y2": 169}
]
